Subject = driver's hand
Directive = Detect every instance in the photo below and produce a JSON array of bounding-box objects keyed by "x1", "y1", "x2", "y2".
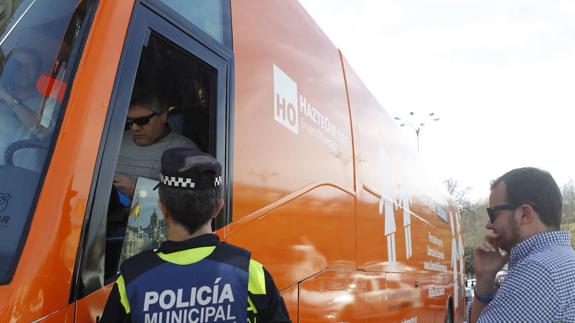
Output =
[{"x1": 113, "y1": 175, "x2": 136, "y2": 198}]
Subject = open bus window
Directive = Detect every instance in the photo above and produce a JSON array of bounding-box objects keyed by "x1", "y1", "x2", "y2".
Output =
[
  {"x1": 104, "y1": 33, "x2": 217, "y2": 280},
  {"x1": 0, "y1": 0, "x2": 95, "y2": 284}
]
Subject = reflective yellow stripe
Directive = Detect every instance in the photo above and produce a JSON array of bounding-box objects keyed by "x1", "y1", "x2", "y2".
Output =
[
  {"x1": 248, "y1": 259, "x2": 266, "y2": 295},
  {"x1": 247, "y1": 295, "x2": 258, "y2": 314},
  {"x1": 156, "y1": 246, "x2": 216, "y2": 265},
  {"x1": 117, "y1": 275, "x2": 130, "y2": 314}
]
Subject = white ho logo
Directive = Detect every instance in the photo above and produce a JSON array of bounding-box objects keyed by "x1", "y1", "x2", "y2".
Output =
[{"x1": 273, "y1": 64, "x2": 299, "y2": 134}]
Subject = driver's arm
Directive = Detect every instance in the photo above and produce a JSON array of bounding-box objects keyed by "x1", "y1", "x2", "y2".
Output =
[
  {"x1": 0, "y1": 86, "x2": 35, "y2": 129},
  {"x1": 10, "y1": 102, "x2": 35, "y2": 129},
  {"x1": 113, "y1": 175, "x2": 136, "y2": 198}
]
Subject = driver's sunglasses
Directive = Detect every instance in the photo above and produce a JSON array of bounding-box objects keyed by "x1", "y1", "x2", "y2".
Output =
[
  {"x1": 126, "y1": 112, "x2": 157, "y2": 128},
  {"x1": 486, "y1": 203, "x2": 521, "y2": 223}
]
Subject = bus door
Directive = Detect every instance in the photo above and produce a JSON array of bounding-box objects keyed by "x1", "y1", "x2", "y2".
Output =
[{"x1": 70, "y1": 1, "x2": 233, "y2": 321}]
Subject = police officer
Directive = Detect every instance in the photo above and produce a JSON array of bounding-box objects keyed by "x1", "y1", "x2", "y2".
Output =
[{"x1": 101, "y1": 148, "x2": 291, "y2": 323}]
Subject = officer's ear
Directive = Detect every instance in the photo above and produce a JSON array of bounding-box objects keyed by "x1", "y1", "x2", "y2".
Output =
[
  {"x1": 211, "y1": 198, "x2": 224, "y2": 219},
  {"x1": 158, "y1": 198, "x2": 171, "y2": 221}
]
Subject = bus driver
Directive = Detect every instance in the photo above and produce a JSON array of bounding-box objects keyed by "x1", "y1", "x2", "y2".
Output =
[{"x1": 114, "y1": 94, "x2": 198, "y2": 198}]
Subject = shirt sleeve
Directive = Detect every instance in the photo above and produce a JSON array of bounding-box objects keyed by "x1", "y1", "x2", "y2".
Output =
[
  {"x1": 478, "y1": 261, "x2": 559, "y2": 322},
  {"x1": 100, "y1": 283, "x2": 131, "y2": 323}
]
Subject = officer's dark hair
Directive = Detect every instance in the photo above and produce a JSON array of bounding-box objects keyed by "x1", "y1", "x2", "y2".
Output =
[
  {"x1": 491, "y1": 167, "x2": 562, "y2": 229},
  {"x1": 158, "y1": 172, "x2": 223, "y2": 234}
]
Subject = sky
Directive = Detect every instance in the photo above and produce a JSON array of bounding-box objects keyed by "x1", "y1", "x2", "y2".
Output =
[{"x1": 298, "y1": 0, "x2": 575, "y2": 201}]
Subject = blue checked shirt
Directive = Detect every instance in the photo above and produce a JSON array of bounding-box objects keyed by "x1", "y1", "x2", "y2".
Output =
[{"x1": 478, "y1": 231, "x2": 575, "y2": 322}]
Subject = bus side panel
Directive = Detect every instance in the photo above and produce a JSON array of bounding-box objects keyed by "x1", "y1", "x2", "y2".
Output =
[
  {"x1": 230, "y1": 0, "x2": 355, "y2": 219},
  {"x1": 385, "y1": 272, "x2": 436, "y2": 322},
  {"x1": 74, "y1": 285, "x2": 112, "y2": 323},
  {"x1": 230, "y1": 2, "x2": 357, "y2": 319},
  {"x1": 35, "y1": 308, "x2": 69, "y2": 323},
  {"x1": 298, "y1": 271, "x2": 373, "y2": 322},
  {"x1": 297, "y1": 270, "x2": 436, "y2": 322},
  {"x1": 342, "y1": 55, "x2": 458, "y2": 322},
  {"x1": 225, "y1": 186, "x2": 355, "y2": 289}
]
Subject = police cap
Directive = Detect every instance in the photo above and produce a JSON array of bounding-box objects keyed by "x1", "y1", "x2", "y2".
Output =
[{"x1": 155, "y1": 148, "x2": 222, "y2": 190}]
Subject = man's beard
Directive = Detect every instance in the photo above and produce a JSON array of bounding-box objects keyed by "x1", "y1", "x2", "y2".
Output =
[{"x1": 500, "y1": 216, "x2": 521, "y2": 252}]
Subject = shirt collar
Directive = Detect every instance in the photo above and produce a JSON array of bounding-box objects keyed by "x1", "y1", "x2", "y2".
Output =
[
  {"x1": 509, "y1": 231, "x2": 572, "y2": 268},
  {"x1": 157, "y1": 233, "x2": 220, "y2": 253}
]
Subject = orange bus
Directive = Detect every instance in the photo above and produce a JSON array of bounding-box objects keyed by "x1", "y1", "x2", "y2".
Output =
[{"x1": 0, "y1": 0, "x2": 465, "y2": 322}]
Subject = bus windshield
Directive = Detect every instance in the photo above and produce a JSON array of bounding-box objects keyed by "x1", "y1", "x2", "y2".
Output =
[{"x1": 0, "y1": 0, "x2": 95, "y2": 284}]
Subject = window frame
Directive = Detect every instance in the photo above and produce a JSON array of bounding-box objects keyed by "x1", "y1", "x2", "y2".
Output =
[
  {"x1": 142, "y1": 0, "x2": 233, "y2": 50},
  {"x1": 71, "y1": 1, "x2": 234, "y2": 300}
]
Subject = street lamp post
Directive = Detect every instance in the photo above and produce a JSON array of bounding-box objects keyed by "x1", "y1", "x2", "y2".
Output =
[{"x1": 394, "y1": 112, "x2": 440, "y2": 152}]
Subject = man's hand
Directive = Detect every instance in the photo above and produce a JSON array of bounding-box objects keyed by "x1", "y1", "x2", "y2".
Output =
[
  {"x1": 0, "y1": 85, "x2": 16, "y2": 105},
  {"x1": 470, "y1": 232, "x2": 509, "y2": 323},
  {"x1": 474, "y1": 232, "x2": 509, "y2": 281},
  {"x1": 113, "y1": 175, "x2": 136, "y2": 198},
  {"x1": 473, "y1": 231, "x2": 509, "y2": 300}
]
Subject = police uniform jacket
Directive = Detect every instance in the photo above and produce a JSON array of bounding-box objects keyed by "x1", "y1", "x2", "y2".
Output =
[{"x1": 100, "y1": 234, "x2": 291, "y2": 323}]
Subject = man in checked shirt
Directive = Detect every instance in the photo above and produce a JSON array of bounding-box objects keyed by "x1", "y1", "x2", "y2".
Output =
[{"x1": 470, "y1": 167, "x2": 575, "y2": 322}]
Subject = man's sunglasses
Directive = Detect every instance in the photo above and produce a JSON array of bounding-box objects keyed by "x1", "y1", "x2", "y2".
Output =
[
  {"x1": 486, "y1": 203, "x2": 521, "y2": 223},
  {"x1": 126, "y1": 112, "x2": 157, "y2": 127}
]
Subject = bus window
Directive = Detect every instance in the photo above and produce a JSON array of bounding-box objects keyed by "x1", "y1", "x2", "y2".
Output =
[
  {"x1": 154, "y1": 0, "x2": 231, "y2": 46},
  {"x1": 104, "y1": 33, "x2": 218, "y2": 280},
  {"x1": 0, "y1": 0, "x2": 95, "y2": 284}
]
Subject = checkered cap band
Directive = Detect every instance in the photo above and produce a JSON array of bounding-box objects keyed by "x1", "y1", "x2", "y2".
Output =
[
  {"x1": 160, "y1": 174, "x2": 195, "y2": 188},
  {"x1": 160, "y1": 174, "x2": 223, "y2": 188}
]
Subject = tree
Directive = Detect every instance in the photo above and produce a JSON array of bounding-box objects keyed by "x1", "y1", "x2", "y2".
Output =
[
  {"x1": 563, "y1": 223, "x2": 575, "y2": 247},
  {"x1": 444, "y1": 178, "x2": 486, "y2": 277},
  {"x1": 460, "y1": 199, "x2": 489, "y2": 277},
  {"x1": 560, "y1": 179, "x2": 575, "y2": 247},
  {"x1": 561, "y1": 179, "x2": 575, "y2": 225},
  {"x1": 444, "y1": 178, "x2": 472, "y2": 215},
  {"x1": 461, "y1": 199, "x2": 488, "y2": 248},
  {"x1": 464, "y1": 246, "x2": 474, "y2": 277}
]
